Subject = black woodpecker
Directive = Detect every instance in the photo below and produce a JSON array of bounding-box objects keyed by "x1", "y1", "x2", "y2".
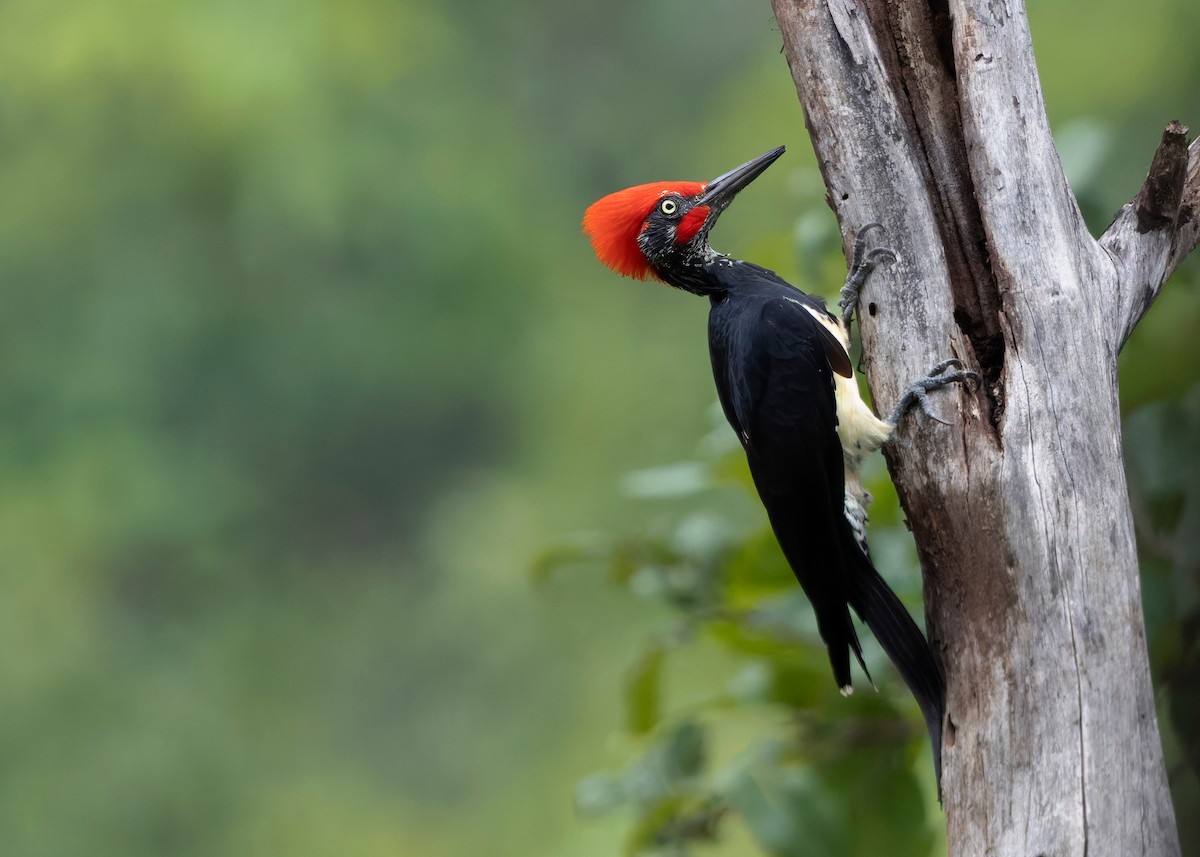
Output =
[{"x1": 583, "y1": 145, "x2": 976, "y2": 788}]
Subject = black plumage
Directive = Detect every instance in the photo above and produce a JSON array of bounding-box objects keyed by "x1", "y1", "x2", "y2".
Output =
[
  {"x1": 708, "y1": 263, "x2": 944, "y2": 782},
  {"x1": 584, "y1": 146, "x2": 946, "y2": 787}
]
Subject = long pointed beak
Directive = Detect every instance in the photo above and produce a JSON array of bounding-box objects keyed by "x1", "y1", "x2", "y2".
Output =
[{"x1": 698, "y1": 146, "x2": 786, "y2": 212}]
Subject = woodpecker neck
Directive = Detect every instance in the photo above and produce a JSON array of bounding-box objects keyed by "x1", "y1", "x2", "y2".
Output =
[{"x1": 649, "y1": 245, "x2": 734, "y2": 297}]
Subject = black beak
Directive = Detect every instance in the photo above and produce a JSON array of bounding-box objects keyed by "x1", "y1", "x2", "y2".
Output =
[{"x1": 698, "y1": 146, "x2": 785, "y2": 213}]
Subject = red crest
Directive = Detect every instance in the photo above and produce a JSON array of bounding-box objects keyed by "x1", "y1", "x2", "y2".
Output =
[{"x1": 583, "y1": 182, "x2": 705, "y2": 280}]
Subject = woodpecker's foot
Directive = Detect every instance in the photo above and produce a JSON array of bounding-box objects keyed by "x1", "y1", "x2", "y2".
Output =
[
  {"x1": 839, "y1": 223, "x2": 897, "y2": 327},
  {"x1": 887, "y1": 359, "x2": 980, "y2": 426}
]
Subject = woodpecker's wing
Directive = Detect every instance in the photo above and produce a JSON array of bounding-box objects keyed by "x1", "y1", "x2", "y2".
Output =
[
  {"x1": 731, "y1": 297, "x2": 846, "y2": 467},
  {"x1": 714, "y1": 262, "x2": 853, "y2": 379},
  {"x1": 709, "y1": 294, "x2": 867, "y2": 688}
]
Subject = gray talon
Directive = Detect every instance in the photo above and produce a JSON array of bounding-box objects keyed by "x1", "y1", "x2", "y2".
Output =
[
  {"x1": 887, "y1": 359, "x2": 979, "y2": 427},
  {"x1": 915, "y1": 390, "x2": 950, "y2": 426},
  {"x1": 927, "y1": 359, "x2": 982, "y2": 393},
  {"x1": 864, "y1": 246, "x2": 897, "y2": 266},
  {"x1": 840, "y1": 225, "x2": 897, "y2": 326},
  {"x1": 927, "y1": 358, "x2": 963, "y2": 375},
  {"x1": 850, "y1": 222, "x2": 886, "y2": 268}
]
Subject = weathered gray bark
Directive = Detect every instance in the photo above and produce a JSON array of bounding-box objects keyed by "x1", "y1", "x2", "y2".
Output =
[{"x1": 769, "y1": 1, "x2": 1198, "y2": 854}]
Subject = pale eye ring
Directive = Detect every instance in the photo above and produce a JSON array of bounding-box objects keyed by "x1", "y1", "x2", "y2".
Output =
[{"x1": 659, "y1": 198, "x2": 679, "y2": 215}]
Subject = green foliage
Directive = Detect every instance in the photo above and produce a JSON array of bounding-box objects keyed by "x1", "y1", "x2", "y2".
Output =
[
  {"x1": 543, "y1": 422, "x2": 943, "y2": 856},
  {"x1": 626, "y1": 644, "x2": 667, "y2": 736}
]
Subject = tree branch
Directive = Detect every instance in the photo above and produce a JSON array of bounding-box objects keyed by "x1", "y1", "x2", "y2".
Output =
[
  {"x1": 1169, "y1": 135, "x2": 1200, "y2": 272},
  {"x1": 1135, "y1": 121, "x2": 1189, "y2": 233},
  {"x1": 1100, "y1": 122, "x2": 1199, "y2": 349}
]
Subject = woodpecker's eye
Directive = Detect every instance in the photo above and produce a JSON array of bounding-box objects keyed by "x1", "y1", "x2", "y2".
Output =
[{"x1": 659, "y1": 198, "x2": 679, "y2": 215}]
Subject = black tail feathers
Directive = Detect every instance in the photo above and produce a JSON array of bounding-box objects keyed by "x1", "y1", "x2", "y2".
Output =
[
  {"x1": 846, "y1": 555, "x2": 946, "y2": 795},
  {"x1": 821, "y1": 612, "x2": 872, "y2": 696}
]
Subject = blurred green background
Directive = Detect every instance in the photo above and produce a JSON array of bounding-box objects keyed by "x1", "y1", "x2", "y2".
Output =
[{"x1": 0, "y1": 1, "x2": 1197, "y2": 855}]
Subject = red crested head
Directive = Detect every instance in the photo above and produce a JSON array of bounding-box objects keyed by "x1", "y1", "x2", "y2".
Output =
[
  {"x1": 582, "y1": 181, "x2": 706, "y2": 280},
  {"x1": 583, "y1": 147, "x2": 785, "y2": 287}
]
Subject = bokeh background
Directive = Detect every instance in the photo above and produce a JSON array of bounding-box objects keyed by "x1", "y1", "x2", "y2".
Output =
[{"x1": 1, "y1": 1, "x2": 1197, "y2": 855}]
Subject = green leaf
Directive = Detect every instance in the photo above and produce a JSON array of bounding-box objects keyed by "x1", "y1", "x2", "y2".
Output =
[
  {"x1": 622, "y1": 720, "x2": 709, "y2": 808},
  {"x1": 528, "y1": 531, "x2": 614, "y2": 585},
  {"x1": 575, "y1": 772, "x2": 627, "y2": 817},
  {"x1": 621, "y1": 461, "x2": 711, "y2": 499},
  {"x1": 671, "y1": 512, "x2": 734, "y2": 561},
  {"x1": 623, "y1": 794, "x2": 726, "y2": 856},
  {"x1": 623, "y1": 795, "x2": 688, "y2": 856},
  {"x1": 625, "y1": 645, "x2": 666, "y2": 736},
  {"x1": 724, "y1": 761, "x2": 843, "y2": 857},
  {"x1": 660, "y1": 720, "x2": 706, "y2": 781}
]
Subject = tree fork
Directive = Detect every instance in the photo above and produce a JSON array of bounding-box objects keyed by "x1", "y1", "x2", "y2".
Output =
[{"x1": 770, "y1": 0, "x2": 1198, "y2": 853}]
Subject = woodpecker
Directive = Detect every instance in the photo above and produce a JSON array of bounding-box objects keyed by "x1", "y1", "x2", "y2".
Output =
[{"x1": 583, "y1": 145, "x2": 975, "y2": 787}]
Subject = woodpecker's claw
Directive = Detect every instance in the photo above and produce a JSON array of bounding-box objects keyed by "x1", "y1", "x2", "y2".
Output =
[
  {"x1": 840, "y1": 224, "x2": 897, "y2": 326},
  {"x1": 887, "y1": 358, "x2": 980, "y2": 427},
  {"x1": 851, "y1": 222, "x2": 886, "y2": 266}
]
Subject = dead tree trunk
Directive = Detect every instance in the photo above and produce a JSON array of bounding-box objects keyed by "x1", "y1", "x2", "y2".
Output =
[{"x1": 769, "y1": 1, "x2": 1199, "y2": 854}]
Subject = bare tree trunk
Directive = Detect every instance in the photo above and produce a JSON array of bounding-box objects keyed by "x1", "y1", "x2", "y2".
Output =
[{"x1": 769, "y1": 1, "x2": 1199, "y2": 854}]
